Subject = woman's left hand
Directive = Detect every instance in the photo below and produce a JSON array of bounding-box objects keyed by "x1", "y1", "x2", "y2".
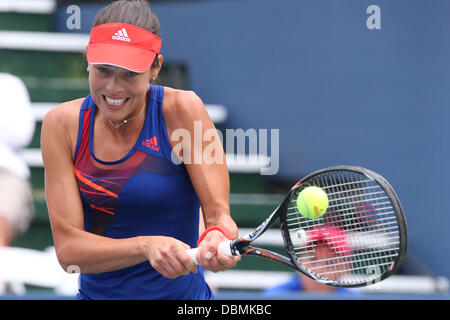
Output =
[{"x1": 195, "y1": 230, "x2": 240, "y2": 272}]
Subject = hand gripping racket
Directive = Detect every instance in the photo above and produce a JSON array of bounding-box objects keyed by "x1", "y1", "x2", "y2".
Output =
[{"x1": 187, "y1": 166, "x2": 407, "y2": 288}]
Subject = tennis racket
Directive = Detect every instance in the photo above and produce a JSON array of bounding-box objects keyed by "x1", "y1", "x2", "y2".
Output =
[{"x1": 187, "y1": 165, "x2": 407, "y2": 288}]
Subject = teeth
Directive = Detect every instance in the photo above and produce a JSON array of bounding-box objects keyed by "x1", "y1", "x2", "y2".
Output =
[{"x1": 105, "y1": 96, "x2": 127, "y2": 106}]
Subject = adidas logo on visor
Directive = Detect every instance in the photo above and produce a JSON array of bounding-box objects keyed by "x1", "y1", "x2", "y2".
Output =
[{"x1": 112, "y1": 28, "x2": 131, "y2": 42}]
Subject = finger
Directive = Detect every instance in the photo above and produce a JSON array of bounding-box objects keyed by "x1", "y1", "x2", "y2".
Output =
[
  {"x1": 202, "y1": 230, "x2": 228, "y2": 258},
  {"x1": 152, "y1": 260, "x2": 175, "y2": 279},
  {"x1": 195, "y1": 245, "x2": 210, "y2": 268},
  {"x1": 208, "y1": 245, "x2": 240, "y2": 271},
  {"x1": 196, "y1": 245, "x2": 222, "y2": 272},
  {"x1": 203, "y1": 240, "x2": 220, "y2": 261},
  {"x1": 217, "y1": 252, "x2": 241, "y2": 268},
  {"x1": 202, "y1": 252, "x2": 229, "y2": 273},
  {"x1": 176, "y1": 246, "x2": 198, "y2": 274},
  {"x1": 170, "y1": 246, "x2": 197, "y2": 276},
  {"x1": 168, "y1": 240, "x2": 197, "y2": 275},
  {"x1": 167, "y1": 260, "x2": 192, "y2": 278},
  {"x1": 158, "y1": 258, "x2": 179, "y2": 278},
  {"x1": 158, "y1": 251, "x2": 188, "y2": 278}
]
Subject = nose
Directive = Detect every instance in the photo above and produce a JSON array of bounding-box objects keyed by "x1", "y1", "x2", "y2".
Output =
[{"x1": 105, "y1": 74, "x2": 124, "y2": 96}]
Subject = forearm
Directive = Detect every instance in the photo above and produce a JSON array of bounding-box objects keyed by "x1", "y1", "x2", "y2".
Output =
[
  {"x1": 203, "y1": 208, "x2": 239, "y2": 240},
  {"x1": 190, "y1": 165, "x2": 237, "y2": 239},
  {"x1": 54, "y1": 226, "x2": 147, "y2": 274}
]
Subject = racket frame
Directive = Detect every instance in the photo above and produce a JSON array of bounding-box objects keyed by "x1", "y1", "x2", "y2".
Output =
[
  {"x1": 281, "y1": 165, "x2": 408, "y2": 287},
  {"x1": 228, "y1": 193, "x2": 297, "y2": 269},
  {"x1": 225, "y1": 165, "x2": 408, "y2": 288}
]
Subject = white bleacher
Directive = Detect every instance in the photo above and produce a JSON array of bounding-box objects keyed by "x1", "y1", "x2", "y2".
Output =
[
  {"x1": 0, "y1": 0, "x2": 56, "y2": 14},
  {"x1": 0, "y1": 30, "x2": 88, "y2": 52}
]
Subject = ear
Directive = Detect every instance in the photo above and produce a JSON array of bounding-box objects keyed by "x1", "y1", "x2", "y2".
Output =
[
  {"x1": 152, "y1": 54, "x2": 163, "y2": 79},
  {"x1": 156, "y1": 54, "x2": 163, "y2": 69}
]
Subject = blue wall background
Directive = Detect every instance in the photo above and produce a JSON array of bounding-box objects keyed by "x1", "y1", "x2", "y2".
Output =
[{"x1": 56, "y1": 0, "x2": 450, "y2": 278}]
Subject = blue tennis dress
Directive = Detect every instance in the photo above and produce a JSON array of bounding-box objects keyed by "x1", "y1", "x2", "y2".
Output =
[{"x1": 73, "y1": 85, "x2": 213, "y2": 300}]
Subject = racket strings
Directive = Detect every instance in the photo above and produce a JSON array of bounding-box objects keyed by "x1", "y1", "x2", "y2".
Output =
[
  {"x1": 298, "y1": 246, "x2": 400, "y2": 266},
  {"x1": 286, "y1": 206, "x2": 396, "y2": 227},
  {"x1": 285, "y1": 171, "x2": 401, "y2": 285},
  {"x1": 291, "y1": 231, "x2": 401, "y2": 252}
]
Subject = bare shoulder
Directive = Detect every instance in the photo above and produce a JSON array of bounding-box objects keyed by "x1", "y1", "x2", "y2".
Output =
[
  {"x1": 162, "y1": 87, "x2": 206, "y2": 121},
  {"x1": 41, "y1": 98, "x2": 84, "y2": 156},
  {"x1": 44, "y1": 98, "x2": 84, "y2": 123}
]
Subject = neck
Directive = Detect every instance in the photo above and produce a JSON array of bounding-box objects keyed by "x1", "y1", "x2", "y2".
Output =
[
  {"x1": 109, "y1": 103, "x2": 145, "y2": 129},
  {"x1": 108, "y1": 88, "x2": 149, "y2": 130}
]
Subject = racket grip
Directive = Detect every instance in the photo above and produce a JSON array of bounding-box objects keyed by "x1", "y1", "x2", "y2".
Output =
[
  {"x1": 186, "y1": 240, "x2": 235, "y2": 265},
  {"x1": 218, "y1": 240, "x2": 234, "y2": 257},
  {"x1": 186, "y1": 248, "x2": 199, "y2": 265}
]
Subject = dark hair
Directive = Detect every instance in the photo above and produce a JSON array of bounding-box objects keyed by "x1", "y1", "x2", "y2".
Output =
[{"x1": 93, "y1": 0, "x2": 161, "y2": 69}]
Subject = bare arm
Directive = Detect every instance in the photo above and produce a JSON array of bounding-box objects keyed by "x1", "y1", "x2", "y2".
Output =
[
  {"x1": 41, "y1": 101, "x2": 196, "y2": 277},
  {"x1": 41, "y1": 101, "x2": 146, "y2": 273},
  {"x1": 165, "y1": 90, "x2": 240, "y2": 271}
]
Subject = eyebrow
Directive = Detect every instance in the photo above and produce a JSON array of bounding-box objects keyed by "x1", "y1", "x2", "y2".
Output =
[
  {"x1": 96, "y1": 64, "x2": 115, "y2": 70},
  {"x1": 95, "y1": 65, "x2": 138, "y2": 74}
]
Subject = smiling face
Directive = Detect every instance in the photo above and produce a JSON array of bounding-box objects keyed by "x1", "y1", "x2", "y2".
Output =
[{"x1": 88, "y1": 64, "x2": 153, "y2": 123}]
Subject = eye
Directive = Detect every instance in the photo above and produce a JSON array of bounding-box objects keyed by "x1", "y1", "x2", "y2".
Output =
[
  {"x1": 126, "y1": 71, "x2": 138, "y2": 77},
  {"x1": 97, "y1": 66, "x2": 111, "y2": 75}
]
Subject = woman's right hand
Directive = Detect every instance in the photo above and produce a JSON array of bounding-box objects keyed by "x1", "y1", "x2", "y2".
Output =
[{"x1": 140, "y1": 236, "x2": 198, "y2": 279}]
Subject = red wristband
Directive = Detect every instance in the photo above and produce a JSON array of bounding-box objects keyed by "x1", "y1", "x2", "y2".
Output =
[{"x1": 197, "y1": 225, "x2": 232, "y2": 247}]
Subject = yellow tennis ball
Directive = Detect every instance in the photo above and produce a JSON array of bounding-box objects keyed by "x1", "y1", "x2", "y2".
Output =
[{"x1": 296, "y1": 186, "x2": 329, "y2": 219}]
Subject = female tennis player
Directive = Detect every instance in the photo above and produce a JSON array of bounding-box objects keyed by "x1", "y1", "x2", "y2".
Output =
[{"x1": 41, "y1": 0, "x2": 239, "y2": 300}]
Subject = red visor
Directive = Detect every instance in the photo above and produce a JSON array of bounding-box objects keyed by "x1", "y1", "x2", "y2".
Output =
[{"x1": 86, "y1": 23, "x2": 161, "y2": 73}]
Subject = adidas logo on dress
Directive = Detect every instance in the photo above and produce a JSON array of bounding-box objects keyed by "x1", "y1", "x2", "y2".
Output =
[
  {"x1": 142, "y1": 136, "x2": 160, "y2": 152},
  {"x1": 112, "y1": 28, "x2": 131, "y2": 42}
]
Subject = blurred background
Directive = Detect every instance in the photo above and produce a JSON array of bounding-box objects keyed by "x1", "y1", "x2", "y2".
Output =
[{"x1": 0, "y1": 0, "x2": 448, "y2": 299}]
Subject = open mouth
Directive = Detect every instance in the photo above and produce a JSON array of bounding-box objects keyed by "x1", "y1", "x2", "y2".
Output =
[{"x1": 103, "y1": 95, "x2": 130, "y2": 110}]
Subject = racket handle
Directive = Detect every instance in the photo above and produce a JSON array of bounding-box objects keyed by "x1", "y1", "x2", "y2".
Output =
[
  {"x1": 186, "y1": 248, "x2": 199, "y2": 264},
  {"x1": 219, "y1": 240, "x2": 234, "y2": 257},
  {"x1": 186, "y1": 240, "x2": 235, "y2": 265}
]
